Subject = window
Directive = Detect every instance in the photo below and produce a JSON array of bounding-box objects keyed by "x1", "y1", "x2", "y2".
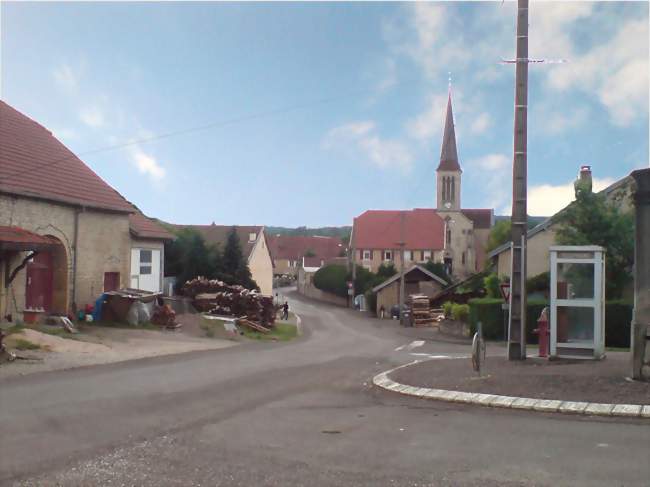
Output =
[
  {"x1": 363, "y1": 250, "x2": 371, "y2": 260},
  {"x1": 461, "y1": 252, "x2": 466, "y2": 265},
  {"x1": 249, "y1": 232, "x2": 257, "y2": 242},
  {"x1": 140, "y1": 249, "x2": 152, "y2": 275},
  {"x1": 423, "y1": 250, "x2": 432, "y2": 261},
  {"x1": 446, "y1": 228, "x2": 452, "y2": 246},
  {"x1": 384, "y1": 250, "x2": 392, "y2": 261},
  {"x1": 404, "y1": 250, "x2": 412, "y2": 261}
]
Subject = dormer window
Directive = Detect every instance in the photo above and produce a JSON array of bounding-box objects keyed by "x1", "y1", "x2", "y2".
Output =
[{"x1": 248, "y1": 232, "x2": 256, "y2": 242}]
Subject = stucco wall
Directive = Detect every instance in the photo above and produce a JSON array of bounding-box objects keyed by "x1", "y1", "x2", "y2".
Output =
[
  {"x1": 131, "y1": 238, "x2": 165, "y2": 291},
  {"x1": 273, "y1": 258, "x2": 299, "y2": 277},
  {"x1": 352, "y1": 249, "x2": 445, "y2": 274},
  {"x1": 0, "y1": 194, "x2": 131, "y2": 320},
  {"x1": 496, "y1": 226, "x2": 557, "y2": 278},
  {"x1": 249, "y1": 232, "x2": 273, "y2": 295}
]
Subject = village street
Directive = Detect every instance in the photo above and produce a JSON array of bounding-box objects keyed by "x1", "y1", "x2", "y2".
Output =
[{"x1": 1, "y1": 292, "x2": 648, "y2": 487}]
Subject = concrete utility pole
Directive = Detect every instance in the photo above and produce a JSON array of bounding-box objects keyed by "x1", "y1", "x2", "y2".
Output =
[
  {"x1": 398, "y1": 212, "x2": 406, "y2": 326},
  {"x1": 350, "y1": 218, "x2": 357, "y2": 309},
  {"x1": 631, "y1": 168, "x2": 650, "y2": 380},
  {"x1": 508, "y1": 0, "x2": 529, "y2": 360}
]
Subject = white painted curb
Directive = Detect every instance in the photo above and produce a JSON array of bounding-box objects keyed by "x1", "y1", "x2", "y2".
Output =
[{"x1": 373, "y1": 361, "x2": 650, "y2": 419}]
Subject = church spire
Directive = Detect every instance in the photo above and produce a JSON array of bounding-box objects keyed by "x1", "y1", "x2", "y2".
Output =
[{"x1": 437, "y1": 88, "x2": 461, "y2": 172}]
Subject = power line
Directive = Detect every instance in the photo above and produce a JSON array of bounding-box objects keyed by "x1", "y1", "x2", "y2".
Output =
[{"x1": 2, "y1": 79, "x2": 423, "y2": 181}]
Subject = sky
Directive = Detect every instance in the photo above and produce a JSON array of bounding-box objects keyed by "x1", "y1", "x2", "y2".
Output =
[{"x1": 1, "y1": 1, "x2": 648, "y2": 227}]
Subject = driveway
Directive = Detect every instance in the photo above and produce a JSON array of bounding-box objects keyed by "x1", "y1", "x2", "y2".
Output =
[{"x1": 1, "y1": 291, "x2": 648, "y2": 486}]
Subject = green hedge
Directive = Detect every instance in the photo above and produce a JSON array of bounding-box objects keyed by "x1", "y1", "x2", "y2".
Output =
[
  {"x1": 313, "y1": 265, "x2": 349, "y2": 298},
  {"x1": 468, "y1": 298, "x2": 633, "y2": 347}
]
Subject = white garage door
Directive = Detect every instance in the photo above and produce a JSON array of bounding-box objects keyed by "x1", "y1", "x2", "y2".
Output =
[{"x1": 130, "y1": 248, "x2": 161, "y2": 292}]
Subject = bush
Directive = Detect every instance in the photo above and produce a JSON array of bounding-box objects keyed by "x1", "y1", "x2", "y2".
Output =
[
  {"x1": 442, "y1": 301, "x2": 453, "y2": 318},
  {"x1": 526, "y1": 272, "x2": 550, "y2": 294},
  {"x1": 483, "y1": 273, "x2": 501, "y2": 299},
  {"x1": 451, "y1": 303, "x2": 469, "y2": 323},
  {"x1": 468, "y1": 298, "x2": 505, "y2": 338},
  {"x1": 313, "y1": 265, "x2": 349, "y2": 298},
  {"x1": 365, "y1": 290, "x2": 377, "y2": 315}
]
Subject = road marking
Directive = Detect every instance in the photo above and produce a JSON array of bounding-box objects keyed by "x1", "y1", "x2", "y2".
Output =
[{"x1": 395, "y1": 340, "x2": 425, "y2": 352}]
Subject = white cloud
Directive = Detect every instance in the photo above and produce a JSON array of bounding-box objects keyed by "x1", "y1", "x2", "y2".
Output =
[
  {"x1": 52, "y1": 127, "x2": 79, "y2": 142},
  {"x1": 53, "y1": 64, "x2": 79, "y2": 92},
  {"x1": 470, "y1": 112, "x2": 492, "y2": 135},
  {"x1": 528, "y1": 177, "x2": 615, "y2": 216},
  {"x1": 406, "y1": 92, "x2": 449, "y2": 141},
  {"x1": 323, "y1": 121, "x2": 413, "y2": 171},
  {"x1": 533, "y1": 3, "x2": 649, "y2": 126},
  {"x1": 467, "y1": 153, "x2": 511, "y2": 212},
  {"x1": 79, "y1": 106, "x2": 105, "y2": 128},
  {"x1": 535, "y1": 106, "x2": 589, "y2": 135},
  {"x1": 129, "y1": 146, "x2": 166, "y2": 181}
]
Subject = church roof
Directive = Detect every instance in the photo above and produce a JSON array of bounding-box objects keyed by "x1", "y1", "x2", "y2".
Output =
[{"x1": 437, "y1": 93, "x2": 461, "y2": 172}]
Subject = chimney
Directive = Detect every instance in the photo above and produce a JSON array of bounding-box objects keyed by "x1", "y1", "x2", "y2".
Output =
[{"x1": 578, "y1": 165, "x2": 592, "y2": 193}]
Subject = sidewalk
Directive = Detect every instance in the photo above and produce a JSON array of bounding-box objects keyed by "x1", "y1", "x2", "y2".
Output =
[{"x1": 375, "y1": 352, "x2": 650, "y2": 419}]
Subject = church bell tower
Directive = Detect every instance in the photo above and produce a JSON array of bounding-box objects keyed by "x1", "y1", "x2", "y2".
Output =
[{"x1": 436, "y1": 89, "x2": 462, "y2": 212}]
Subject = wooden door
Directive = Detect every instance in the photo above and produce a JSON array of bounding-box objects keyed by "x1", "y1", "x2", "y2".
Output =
[{"x1": 25, "y1": 252, "x2": 53, "y2": 311}]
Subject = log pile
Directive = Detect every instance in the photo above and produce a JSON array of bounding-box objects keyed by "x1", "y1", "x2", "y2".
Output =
[
  {"x1": 408, "y1": 294, "x2": 437, "y2": 327},
  {"x1": 182, "y1": 277, "x2": 276, "y2": 327}
]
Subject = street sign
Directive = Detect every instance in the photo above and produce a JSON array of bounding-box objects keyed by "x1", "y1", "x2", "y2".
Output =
[
  {"x1": 347, "y1": 281, "x2": 353, "y2": 289},
  {"x1": 499, "y1": 282, "x2": 511, "y2": 303}
]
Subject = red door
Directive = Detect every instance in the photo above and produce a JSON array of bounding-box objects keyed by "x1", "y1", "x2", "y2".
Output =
[
  {"x1": 103, "y1": 272, "x2": 120, "y2": 292},
  {"x1": 25, "y1": 252, "x2": 53, "y2": 311}
]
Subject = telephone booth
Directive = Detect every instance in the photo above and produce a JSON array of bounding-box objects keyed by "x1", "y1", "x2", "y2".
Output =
[{"x1": 550, "y1": 246, "x2": 606, "y2": 359}]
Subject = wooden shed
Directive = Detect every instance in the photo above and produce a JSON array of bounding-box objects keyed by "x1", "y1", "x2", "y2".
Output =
[{"x1": 372, "y1": 265, "x2": 447, "y2": 317}]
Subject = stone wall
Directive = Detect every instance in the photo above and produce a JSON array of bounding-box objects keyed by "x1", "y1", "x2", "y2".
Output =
[
  {"x1": 249, "y1": 232, "x2": 273, "y2": 296},
  {"x1": 0, "y1": 194, "x2": 131, "y2": 320}
]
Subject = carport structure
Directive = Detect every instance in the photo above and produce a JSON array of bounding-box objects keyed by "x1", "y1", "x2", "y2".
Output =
[{"x1": 0, "y1": 226, "x2": 67, "y2": 322}]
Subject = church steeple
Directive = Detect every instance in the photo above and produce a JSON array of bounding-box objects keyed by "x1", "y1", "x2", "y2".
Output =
[
  {"x1": 437, "y1": 92, "x2": 461, "y2": 172},
  {"x1": 436, "y1": 85, "x2": 462, "y2": 212}
]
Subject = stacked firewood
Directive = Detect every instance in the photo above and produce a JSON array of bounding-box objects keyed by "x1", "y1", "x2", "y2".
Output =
[
  {"x1": 182, "y1": 277, "x2": 276, "y2": 327},
  {"x1": 408, "y1": 294, "x2": 436, "y2": 327}
]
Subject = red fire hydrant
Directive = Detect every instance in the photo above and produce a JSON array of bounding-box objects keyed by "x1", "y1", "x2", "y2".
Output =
[{"x1": 533, "y1": 307, "x2": 550, "y2": 358}]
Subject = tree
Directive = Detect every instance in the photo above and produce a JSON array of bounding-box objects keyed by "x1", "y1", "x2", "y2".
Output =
[
  {"x1": 304, "y1": 248, "x2": 316, "y2": 258},
  {"x1": 221, "y1": 227, "x2": 258, "y2": 290},
  {"x1": 556, "y1": 180, "x2": 634, "y2": 299},
  {"x1": 487, "y1": 220, "x2": 511, "y2": 252},
  {"x1": 165, "y1": 228, "x2": 219, "y2": 291},
  {"x1": 376, "y1": 262, "x2": 397, "y2": 280}
]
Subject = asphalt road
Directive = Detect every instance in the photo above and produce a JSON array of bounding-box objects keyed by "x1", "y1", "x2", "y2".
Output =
[{"x1": 1, "y1": 291, "x2": 648, "y2": 486}]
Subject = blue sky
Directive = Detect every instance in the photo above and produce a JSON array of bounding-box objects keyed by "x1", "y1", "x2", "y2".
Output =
[{"x1": 2, "y1": 1, "x2": 648, "y2": 226}]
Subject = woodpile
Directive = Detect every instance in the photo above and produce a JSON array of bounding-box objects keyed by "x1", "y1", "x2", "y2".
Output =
[
  {"x1": 408, "y1": 294, "x2": 437, "y2": 327},
  {"x1": 182, "y1": 277, "x2": 276, "y2": 327}
]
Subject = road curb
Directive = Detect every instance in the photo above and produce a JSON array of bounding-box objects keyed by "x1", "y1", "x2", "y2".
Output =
[{"x1": 372, "y1": 362, "x2": 650, "y2": 419}]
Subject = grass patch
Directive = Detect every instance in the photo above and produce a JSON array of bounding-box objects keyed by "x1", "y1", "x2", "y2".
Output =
[
  {"x1": 242, "y1": 322, "x2": 298, "y2": 342},
  {"x1": 8, "y1": 337, "x2": 41, "y2": 351}
]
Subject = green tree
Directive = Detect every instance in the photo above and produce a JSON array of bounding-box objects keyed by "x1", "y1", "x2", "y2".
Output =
[
  {"x1": 221, "y1": 227, "x2": 259, "y2": 290},
  {"x1": 556, "y1": 180, "x2": 634, "y2": 299},
  {"x1": 376, "y1": 262, "x2": 397, "y2": 280},
  {"x1": 165, "y1": 228, "x2": 219, "y2": 291},
  {"x1": 487, "y1": 220, "x2": 512, "y2": 252}
]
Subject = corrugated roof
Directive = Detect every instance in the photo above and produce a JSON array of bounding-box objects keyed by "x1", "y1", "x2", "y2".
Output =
[
  {"x1": 129, "y1": 212, "x2": 174, "y2": 241},
  {"x1": 0, "y1": 101, "x2": 134, "y2": 213},
  {"x1": 267, "y1": 235, "x2": 343, "y2": 261},
  {"x1": 352, "y1": 209, "x2": 445, "y2": 250}
]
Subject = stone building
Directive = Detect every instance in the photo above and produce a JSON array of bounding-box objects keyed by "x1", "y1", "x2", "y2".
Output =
[
  {"x1": 0, "y1": 101, "x2": 173, "y2": 323},
  {"x1": 267, "y1": 235, "x2": 344, "y2": 277},
  {"x1": 350, "y1": 91, "x2": 493, "y2": 280}
]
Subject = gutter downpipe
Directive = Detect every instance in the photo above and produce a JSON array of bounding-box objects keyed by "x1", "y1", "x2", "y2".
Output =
[{"x1": 71, "y1": 207, "x2": 82, "y2": 314}]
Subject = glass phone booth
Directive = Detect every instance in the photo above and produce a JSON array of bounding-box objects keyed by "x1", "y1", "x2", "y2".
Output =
[{"x1": 549, "y1": 246, "x2": 606, "y2": 359}]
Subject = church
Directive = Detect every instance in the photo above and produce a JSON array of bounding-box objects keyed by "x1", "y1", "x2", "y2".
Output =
[{"x1": 350, "y1": 90, "x2": 494, "y2": 280}]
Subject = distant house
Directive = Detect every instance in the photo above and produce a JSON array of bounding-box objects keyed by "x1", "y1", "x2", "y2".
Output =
[
  {"x1": 371, "y1": 264, "x2": 447, "y2": 317},
  {"x1": 179, "y1": 224, "x2": 273, "y2": 295},
  {"x1": 487, "y1": 166, "x2": 633, "y2": 279},
  {"x1": 267, "y1": 235, "x2": 344, "y2": 277},
  {"x1": 350, "y1": 90, "x2": 493, "y2": 281},
  {"x1": 0, "y1": 100, "x2": 173, "y2": 323}
]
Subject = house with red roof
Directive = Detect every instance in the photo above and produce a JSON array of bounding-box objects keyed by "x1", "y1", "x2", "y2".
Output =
[
  {"x1": 350, "y1": 90, "x2": 493, "y2": 280},
  {"x1": 0, "y1": 100, "x2": 173, "y2": 323},
  {"x1": 267, "y1": 235, "x2": 344, "y2": 277}
]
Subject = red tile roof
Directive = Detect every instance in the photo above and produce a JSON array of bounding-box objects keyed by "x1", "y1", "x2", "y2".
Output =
[
  {"x1": 461, "y1": 209, "x2": 493, "y2": 229},
  {"x1": 352, "y1": 209, "x2": 445, "y2": 250},
  {"x1": 129, "y1": 212, "x2": 174, "y2": 240},
  {"x1": 0, "y1": 226, "x2": 59, "y2": 245},
  {"x1": 0, "y1": 100, "x2": 134, "y2": 213},
  {"x1": 267, "y1": 235, "x2": 343, "y2": 261}
]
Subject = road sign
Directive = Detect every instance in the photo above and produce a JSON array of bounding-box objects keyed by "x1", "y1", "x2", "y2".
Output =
[{"x1": 499, "y1": 282, "x2": 511, "y2": 303}]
